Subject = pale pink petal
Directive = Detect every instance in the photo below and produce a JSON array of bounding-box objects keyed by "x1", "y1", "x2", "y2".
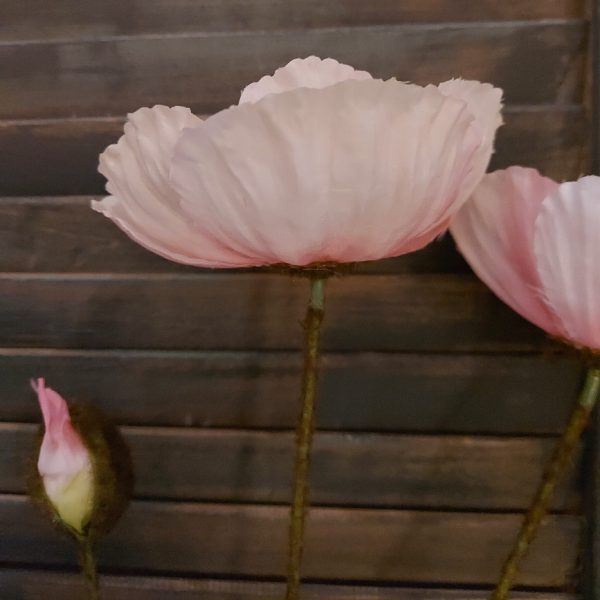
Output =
[
  {"x1": 438, "y1": 80, "x2": 503, "y2": 149},
  {"x1": 450, "y1": 167, "x2": 562, "y2": 335},
  {"x1": 33, "y1": 379, "x2": 91, "y2": 500},
  {"x1": 436, "y1": 79, "x2": 504, "y2": 218},
  {"x1": 398, "y1": 219, "x2": 452, "y2": 255},
  {"x1": 534, "y1": 176, "x2": 600, "y2": 349},
  {"x1": 171, "y1": 78, "x2": 485, "y2": 266},
  {"x1": 33, "y1": 377, "x2": 64, "y2": 441},
  {"x1": 93, "y1": 106, "x2": 253, "y2": 268},
  {"x1": 239, "y1": 56, "x2": 372, "y2": 104},
  {"x1": 383, "y1": 82, "x2": 503, "y2": 251}
]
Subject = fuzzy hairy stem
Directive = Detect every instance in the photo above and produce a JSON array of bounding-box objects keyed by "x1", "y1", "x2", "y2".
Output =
[
  {"x1": 285, "y1": 276, "x2": 326, "y2": 600},
  {"x1": 78, "y1": 537, "x2": 100, "y2": 600},
  {"x1": 492, "y1": 367, "x2": 600, "y2": 600}
]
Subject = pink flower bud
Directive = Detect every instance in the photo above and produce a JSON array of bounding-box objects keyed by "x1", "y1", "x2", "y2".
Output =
[{"x1": 33, "y1": 378, "x2": 94, "y2": 533}]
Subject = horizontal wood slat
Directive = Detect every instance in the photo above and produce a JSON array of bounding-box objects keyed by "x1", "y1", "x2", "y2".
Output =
[
  {"x1": 0, "y1": 274, "x2": 546, "y2": 352},
  {"x1": 0, "y1": 1, "x2": 583, "y2": 42},
  {"x1": 0, "y1": 570, "x2": 577, "y2": 600},
  {"x1": 493, "y1": 108, "x2": 586, "y2": 181},
  {"x1": 0, "y1": 495, "x2": 581, "y2": 586},
  {"x1": 0, "y1": 197, "x2": 469, "y2": 274},
  {"x1": 0, "y1": 351, "x2": 582, "y2": 433},
  {"x1": 0, "y1": 107, "x2": 586, "y2": 197},
  {"x1": 1, "y1": 424, "x2": 579, "y2": 510},
  {"x1": 0, "y1": 23, "x2": 585, "y2": 120}
]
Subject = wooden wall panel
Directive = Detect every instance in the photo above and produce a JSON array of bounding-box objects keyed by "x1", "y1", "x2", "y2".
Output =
[
  {"x1": 0, "y1": 570, "x2": 577, "y2": 600},
  {"x1": 0, "y1": 274, "x2": 546, "y2": 351},
  {"x1": 0, "y1": 22, "x2": 585, "y2": 120},
  {"x1": 0, "y1": 495, "x2": 581, "y2": 586},
  {"x1": 0, "y1": 424, "x2": 580, "y2": 510},
  {"x1": 0, "y1": 351, "x2": 582, "y2": 433},
  {"x1": 0, "y1": 0, "x2": 592, "y2": 595},
  {"x1": 0, "y1": 0, "x2": 583, "y2": 42}
]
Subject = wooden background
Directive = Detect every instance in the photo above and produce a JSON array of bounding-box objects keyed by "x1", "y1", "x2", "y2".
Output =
[{"x1": 0, "y1": 1, "x2": 594, "y2": 598}]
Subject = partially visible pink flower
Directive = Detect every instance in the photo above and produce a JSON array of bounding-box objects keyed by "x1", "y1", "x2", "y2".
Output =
[
  {"x1": 33, "y1": 378, "x2": 93, "y2": 532},
  {"x1": 93, "y1": 56, "x2": 503, "y2": 268},
  {"x1": 451, "y1": 167, "x2": 600, "y2": 350}
]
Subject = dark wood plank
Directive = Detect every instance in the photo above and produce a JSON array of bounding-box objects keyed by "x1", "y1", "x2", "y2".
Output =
[
  {"x1": 0, "y1": 569, "x2": 576, "y2": 600},
  {"x1": 492, "y1": 107, "x2": 587, "y2": 182},
  {"x1": 0, "y1": 22, "x2": 585, "y2": 120},
  {"x1": 0, "y1": 118, "x2": 122, "y2": 197},
  {"x1": 0, "y1": 274, "x2": 547, "y2": 352},
  {"x1": 0, "y1": 351, "x2": 583, "y2": 434},
  {"x1": 0, "y1": 197, "x2": 468, "y2": 275},
  {"x1": 0, "y1": 0, "x2": 583, "y2": 42},
  {"x1": 0, "y1": 495, "x2": 581, "y2": 586},
  {"x1": 0, "y1": 106, "x2": 586, "y2": 202},
  {"x1": 1, "y1": 424, "x2": 580, "y2": 510}
]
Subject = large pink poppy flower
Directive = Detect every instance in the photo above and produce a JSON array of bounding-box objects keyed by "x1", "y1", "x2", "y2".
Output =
[
  {"x1": 451, "y1": 166, "x2": 600, "y2": 350},
  {"x1": 93, "y1": 56, "x2": 503, "y2": 268}
]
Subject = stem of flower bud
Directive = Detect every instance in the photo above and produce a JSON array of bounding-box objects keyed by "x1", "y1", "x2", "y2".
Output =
[
  {"x1": 78, "y1": 536, "x2": 100, "y2": 600},
  {"x1": 492, "y1": 366, "x2": 600, "y2": 600},
  {"x1": 285, "y1": 275, "x2": 327, "y2": 600}
]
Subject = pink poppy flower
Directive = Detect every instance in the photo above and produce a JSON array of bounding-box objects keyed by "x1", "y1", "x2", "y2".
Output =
[
  {"x1": 33, "y1": 378, "x2": 94, "y2": 533},
  {"x1": 451, "y1": 166, "x2": 600, "y2": 350},
  {"x1": 92, "y1": 56, "x2": 503, "y2": 268}
]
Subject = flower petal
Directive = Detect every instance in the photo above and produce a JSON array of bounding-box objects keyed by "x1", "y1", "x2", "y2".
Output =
[
  {"x1": 33, "y1": 377, "x2": 68, "y2": 443},
  {"x1": 438, "y1": 79, "x2": 503, "y2": 150},
  {"x1": 33, "y1": 378, "x2": 93, "y2": 532},
  {"x1": 171, "y1": 78, "x2": 486, "y2": 266},
  {"x1": 450, "y1": 167, "x2": 562, "y2": 335},
  {"x1": 534, "y1": 176, "x2": 600, "y2": 349},
  {"x1": 381, "y1": 80, "x2": 503, "y2": 250},
  {"x1": 239, "y1": 56, "x2": 372, "y2": 104},
  {"x1": 437, "y1": 79, "x2": 503, "y2": 214},
  {"x1": 33, "y1": 378, "x2": 88, "y2": 476},
  {"x1": 93, "y1": 106, "x2": 252, "y2": 268}
]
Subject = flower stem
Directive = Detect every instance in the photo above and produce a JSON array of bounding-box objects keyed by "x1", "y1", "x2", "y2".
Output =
[
  {"x1": 285, "y1": 275, "x2": 327, "y2": 600},
  {"x1": 78, "y1": 536, "x2": 100, "y2": 600},
  {"x1": 492, "y1": 366, "x2": 600, "y2": 600}
]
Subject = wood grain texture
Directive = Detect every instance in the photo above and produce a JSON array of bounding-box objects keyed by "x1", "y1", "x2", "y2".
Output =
[
  {"x1": 0, "y1": 423, "x2": 580, "y2": 510},
  {"x1": 0, "y1": 570, "x2": 577, "y2": 600},
  {"x1": 0, "y1": 107, "x2": 586, "y2": 196},
  {"x1": 495, "y1": 107, "x2": 587, "y2": 181},
  {"x1": 0, "y1": 22, "x2": 585, "y2": 120},
  {"x1": 0, "y1": 494, "x2": 581, "y2": 586},
  {"x1": 0, "y1": 0, "x2": 584, "y2": 42},
  {"x1": 0, "y1": 350, "x2": 583, "y2": 433},
  {"x1": 0, "y1": 274, "x2": 547, "y2": 351},
  {"x1": 0, "y1": 196, "x2": 470, "y2": 274}
]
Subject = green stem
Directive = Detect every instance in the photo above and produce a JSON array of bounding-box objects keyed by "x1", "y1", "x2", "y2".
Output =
[
  {"x1": 285, "y1": 276, "x2": 327, "y2": 600},
  {"x1": 492, "y1": 366, "x2": 600, "y2": 600},
  {"x1": 78, "y1": 536, "x2": 100, "y2": 600}
]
